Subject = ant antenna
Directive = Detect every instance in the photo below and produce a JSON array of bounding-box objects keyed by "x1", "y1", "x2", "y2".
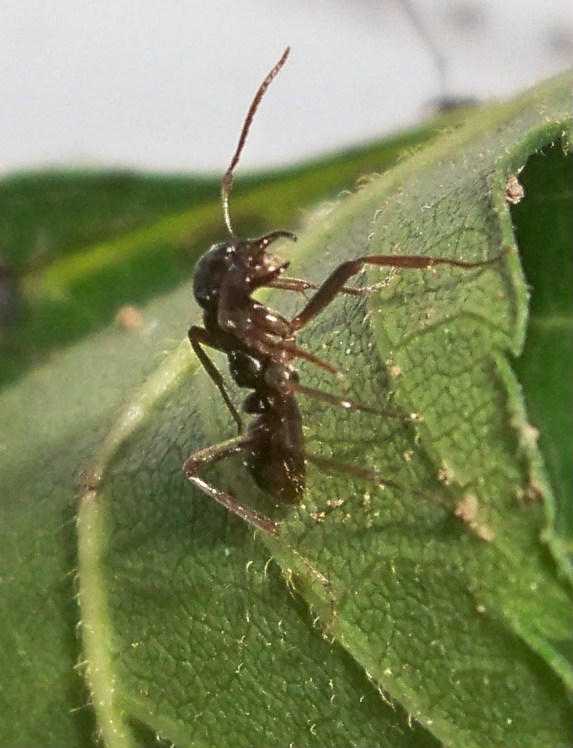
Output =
[{"x1": 221, "y1": 46, "x2": 291, "y2": 238}]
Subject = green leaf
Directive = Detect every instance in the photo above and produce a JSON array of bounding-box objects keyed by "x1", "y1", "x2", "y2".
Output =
[
  {"x1": 77, "y1": 73, "x2": 573, "y2": 745},
  {"x1": 0, "y1": 170, "x2": 219, "y2": 269},
  {"x1": 2, "y1": 74, "x2": 572, "y2": 746},
  {"x1": 512, "y1": 144, "x2": 573, "y2": 556}
]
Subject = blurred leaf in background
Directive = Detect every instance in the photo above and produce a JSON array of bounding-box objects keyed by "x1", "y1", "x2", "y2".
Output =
[{"x1": 0, "y1": 111, "x2": 472, "y2": 390}]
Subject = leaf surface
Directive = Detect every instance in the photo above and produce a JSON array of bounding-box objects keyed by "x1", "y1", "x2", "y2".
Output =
[
  {"x1": 75, "y1": 72, "x2": 573, "y2": 746},
  {"x1": 1, "y1": 74, "x2": 572, "y2": 747}
]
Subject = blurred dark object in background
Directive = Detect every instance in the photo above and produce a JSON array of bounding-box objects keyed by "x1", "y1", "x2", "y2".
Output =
[
  {"x1": 545, "y1": 23, "x2": 573, "y2": 58},
  {"x1": 443, "y1": 1, "x2": 487, "y2": 32},
  {"x1": 0, "y1": 256, "x2": 23, "y2": 330},
  {"x1": 426, "y1": 95, "x2": 478, "y2": 114}
]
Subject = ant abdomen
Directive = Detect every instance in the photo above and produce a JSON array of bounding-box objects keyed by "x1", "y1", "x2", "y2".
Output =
[
  {"x1": 243, "y1": 391, "x2": 270, "y2": 414},
  {"x1": 246, "y1": 449, "x2": 305, "y2": 505},
  {"x1": 246, "y1": 397, "x2": 306, "y2": 504}
]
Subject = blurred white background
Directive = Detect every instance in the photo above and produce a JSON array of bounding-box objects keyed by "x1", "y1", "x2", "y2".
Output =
[{"x1": 2, "y1": 0, "x2": 572, "y2": 175}]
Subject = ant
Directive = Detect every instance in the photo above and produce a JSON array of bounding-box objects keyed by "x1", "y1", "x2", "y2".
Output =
[{"x1": 183, "y1": 47, "x2": 501, "y2": 537}]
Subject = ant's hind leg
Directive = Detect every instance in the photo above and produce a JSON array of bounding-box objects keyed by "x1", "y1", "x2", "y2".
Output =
[
  {"x1": 306, "y1": 453, "x2": 428, "y2": 510},
  {"x1": 184, "y1": 439, "x2": 338, "y2": 619},
  {"x1": 290, "y1": 253, "x2": 501, "y2": 333},
  {"x1": 184, "y1": 436, "x2": 341, "y2": 624},
  {"x1": 188, "y1": 326, "x2": 243, "y2": 434},
  {"x1": 183, "y1": 435, "x2": 279, "y2": 535},
  {"x1": 307, "y1": 453, "x2": 402, "y2": 492}
]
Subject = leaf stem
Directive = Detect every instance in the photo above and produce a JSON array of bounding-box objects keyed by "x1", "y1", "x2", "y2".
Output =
[{"x1": 77, "y1": 490, "x2": 138, "y2": 748}]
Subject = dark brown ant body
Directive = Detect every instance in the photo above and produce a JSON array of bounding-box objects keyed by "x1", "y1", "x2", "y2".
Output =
[{"x1": 184, "y1": 47, "x2": 501, "y2": 535}]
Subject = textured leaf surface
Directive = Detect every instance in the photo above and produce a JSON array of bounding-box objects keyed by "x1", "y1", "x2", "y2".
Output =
[
  {"x1": 74, "y1": 72, "x2": 573, "y2": 746},
  {"x1": 1, "y1": 74, "x2": 572, "y2": 747}
]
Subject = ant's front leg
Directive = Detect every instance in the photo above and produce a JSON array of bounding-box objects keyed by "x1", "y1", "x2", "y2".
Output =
[
  {"x1": 266, "y1": 276, "x2": 377, "y2": 297},
  {"x1": 183, "y1": 435, "x2": 279, "y2": 535},
  {"x1": 188, "y1": 326, "x2": 243, "y2": 434},
  {"x1": 289, "y1": 252, "x2": 501, "y2": 333}
]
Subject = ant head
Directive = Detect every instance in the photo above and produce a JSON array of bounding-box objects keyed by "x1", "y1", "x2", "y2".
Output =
[{"x1": 221, "y1": 47, "x2": 290, "y2": 240}]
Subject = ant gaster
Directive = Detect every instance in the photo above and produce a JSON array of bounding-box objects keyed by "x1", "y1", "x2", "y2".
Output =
[{"x1": 184, "y1": 47, "x2": 501, "y2": 535}]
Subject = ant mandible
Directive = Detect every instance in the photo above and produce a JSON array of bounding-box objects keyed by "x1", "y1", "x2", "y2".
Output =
[{"x1": 183, "y1": 47, "x2": 500, "y2": 536}]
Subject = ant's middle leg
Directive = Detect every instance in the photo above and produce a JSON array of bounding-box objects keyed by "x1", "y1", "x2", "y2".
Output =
[
  {"x1": 307, "y1": 453, "x2": 404, "y2": 492},
  {"x1": 236, "y1": 322, "x2": 343, "y2": 377},
  {"x1": 289, "y1": 253, "x2": 501, "y2": 333},
  {"x1": 188, "y1": 326, "x2": 243, "y2": 434},
  {"x1": 183, "y1": 435, "x2": 279, "y2": 535}
]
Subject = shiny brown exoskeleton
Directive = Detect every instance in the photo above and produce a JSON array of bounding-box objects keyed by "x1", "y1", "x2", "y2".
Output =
[{"x1": 183, "y1": 48, "x2": 501, "y2": 535}]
